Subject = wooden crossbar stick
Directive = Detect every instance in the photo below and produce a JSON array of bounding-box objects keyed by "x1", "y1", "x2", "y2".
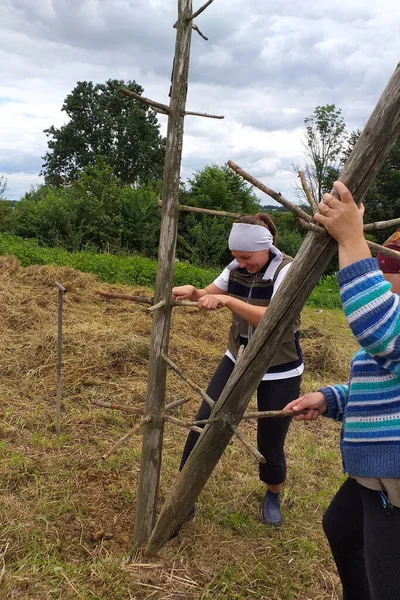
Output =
[
  {"x1": 98, "y1": 291, "x2": 198, "y2": 308},
  {"x1": 120, "y1": 88, "x2": 170, "y2": 115},
  {"x1": 162, "y1": 353, "x2": 215, "y2": 408},
  {"x1": 92, "y1": 399, "x2": 144, "y2": 416},
  {"x1": 156, "y1": 197, "x2": 242, "y2": 218},
  {"x1": 164, "y1": 415, "x2": 203, "y2": 434},
  {"x1": 102, "y1": 416, "x2": 152, "y2": 461},
  {"x1": 165, "y1": 397, "x2": 191, "y2": 411},
  {"x1": 227, "y1": 160, "x2": 314, "y2": 223},
  {"x1": 189, "y1": 0, "x2": 214, "y2": 20},
  {"x1": 231, "y1": 425, "x2": 266, "y2": 464},
  {"x1": 298, "y1": 171, "x2": 318, "y2": 213},
  {"x1": 364, "y1": 217, "x2": 400, "y2": 232}
]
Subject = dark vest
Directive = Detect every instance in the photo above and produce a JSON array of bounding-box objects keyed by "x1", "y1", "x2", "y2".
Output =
[{"x1": 227, "y1": 254, "x2": 302, "y2": 371}]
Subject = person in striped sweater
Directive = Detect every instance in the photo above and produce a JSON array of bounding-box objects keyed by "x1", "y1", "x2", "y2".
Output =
[{"x1": 285, "y1": 181, "x2": 400, "y2": 600}]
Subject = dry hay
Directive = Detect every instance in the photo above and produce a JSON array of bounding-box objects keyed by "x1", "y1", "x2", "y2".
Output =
[{"x1": 0, "y1": 257, "x2": 353, "y2": 599}]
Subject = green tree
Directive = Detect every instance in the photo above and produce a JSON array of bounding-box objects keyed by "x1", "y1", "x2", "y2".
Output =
[
  {"x1": 303, "y1": 104, "x2": 347, "y2": 202},
  {"x1": 41, "y1": 79, "x2": 165, "y2": 186},
  {"x1": 177, "y1": 165, "x2": 261, "y2": 266}
]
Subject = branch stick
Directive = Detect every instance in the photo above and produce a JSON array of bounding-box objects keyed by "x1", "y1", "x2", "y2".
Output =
[
  {"x1": 55, "y1": 281, "x2": 67, "y2": 434},
  {"x1": 364, "y1": 217, "x2": 400, "y2": 232},
  {"x1": 148, "y1": 300, "x2": 166, "y2": 312},
  {"x1": 227, "y1": 161, "x2": 313, "y2": 223},
  {"x1": 162, "y1": 353, "x2": 215, "y2": 408},
  {"x1": 231, "y1": 425, "x2": 266, "y2": 464},
  {"x1": 241, "y1": 409, "x2": 307, "y2": 420},
  {"x1": 184, "y1": 110, "x2": 224, "y2": 119},
  {"x1": 102, "y1": 416, "x2": 151, "y2": 461},
  {"x1": 164, "y1": 415, "x2": 203, "y2": 434},
  {"x1": 192, "y1": 24, "x2": 208, "y2": 40},
  {"x1": 189, "y1": 0, "x2": 214, "y2": 20},
  {"x1": 366, "y1": 240, "x2": 400, "y2": 260},
  {"x1": 298, "y1": 171, "x2": 318, "y2": 213},
  {"x1": 297, "y1": 219, "x2": 325, "y2": 234},
  {"x1": 98, "y1": 291, "x2": 198, "y2": 308},
  {"x1": 120, "y1": 89, "x2": 170, "y2": 115},
  {"x1": 92, "y1": 399, "x2": 144, "y2": 416},
  {"x1": 157, "y1": 197, "x2": 243, "y2": 218},
  {"x1": 165, "y1": 397, "x2": 191, "y2": 411}
]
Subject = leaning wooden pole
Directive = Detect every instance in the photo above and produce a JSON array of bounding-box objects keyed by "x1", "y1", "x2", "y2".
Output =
[
  {"x1": 132, "y1": 0, "x2": 193, "y2": 548},
  {"x1": 146, "y1": 63, "x2": 400, "y2": 555}
]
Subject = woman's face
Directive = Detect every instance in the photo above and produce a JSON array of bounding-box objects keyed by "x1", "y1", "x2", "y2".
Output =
[
  {"x1": 231, "y1": 249, "x2": 270, "y2": 274},
  {"x1": 383, "y1": 273, "x2": 400, "y2": 295}
]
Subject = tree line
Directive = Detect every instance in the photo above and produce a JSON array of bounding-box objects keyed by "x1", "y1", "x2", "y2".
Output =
[{"x1": 0, "y1": 79, "x2": 398, "y2": 270}]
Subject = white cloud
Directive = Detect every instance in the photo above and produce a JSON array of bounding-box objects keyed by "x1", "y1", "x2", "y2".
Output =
[{"x1": 0, "y1": 0, "x2": 399, "y2": 205}]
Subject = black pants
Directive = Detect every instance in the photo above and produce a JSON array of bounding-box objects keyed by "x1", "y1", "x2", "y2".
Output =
[
  {"x1": 323, "y1": 477, "x2": 400, "y2": 600},
  {"x1": 179, "y1": 355, "x2": 301, "y2": 485}
]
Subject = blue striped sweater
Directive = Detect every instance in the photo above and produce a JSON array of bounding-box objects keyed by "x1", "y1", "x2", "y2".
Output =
[{"x1": 319, "y1": 258, "x2": 400, "y2": 478}]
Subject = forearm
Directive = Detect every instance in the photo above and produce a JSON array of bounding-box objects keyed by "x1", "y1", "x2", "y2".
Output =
[
  {"x1": 224, "y1": 297, "x2": 266, "y2": 327},
  {"x1": 338, "y1": 237, "x2": 371, "y2": 269}
]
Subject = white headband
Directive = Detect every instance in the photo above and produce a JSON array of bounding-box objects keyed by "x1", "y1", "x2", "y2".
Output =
[{"x1": 228, "y1": 223, "x2": 273, "y2": 252}]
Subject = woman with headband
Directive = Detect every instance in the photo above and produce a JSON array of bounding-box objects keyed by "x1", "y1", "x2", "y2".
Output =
[{"x1": 172, "y1": 214, "x2": 303, "y2": 532}]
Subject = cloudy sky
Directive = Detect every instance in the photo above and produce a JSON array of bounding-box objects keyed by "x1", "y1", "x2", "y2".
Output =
[{"x1": 0, "y1": 0, "x2": 399, "y2": 203}]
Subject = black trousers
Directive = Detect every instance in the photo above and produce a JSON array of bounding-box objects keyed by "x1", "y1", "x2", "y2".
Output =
[
  {"x1": 323, "y1": 477, "x2": 400, "y2": 600},
  {"x1": 179, "y1": 355, "x2": 301, "y2": 485}
]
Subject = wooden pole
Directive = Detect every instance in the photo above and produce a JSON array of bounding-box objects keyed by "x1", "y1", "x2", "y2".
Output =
[
  {"x1": 132, "y1": 0, "x2": 194, "y2": 549},
  {"x1": 146, "y1": 63, "x2": 400, "y2": 555},
  {"x1": 55, "y1": 281, "x2": 67, "y2": 434}
]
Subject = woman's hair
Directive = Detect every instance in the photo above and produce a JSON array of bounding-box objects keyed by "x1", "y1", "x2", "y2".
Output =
[{"x1": 237, "y1": 213, "x2": 277, "y2": 244}]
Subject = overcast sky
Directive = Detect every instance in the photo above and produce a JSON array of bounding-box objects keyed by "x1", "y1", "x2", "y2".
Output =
[{"x1": 0, "y1": 0, "x2": 399, "y2": 204}]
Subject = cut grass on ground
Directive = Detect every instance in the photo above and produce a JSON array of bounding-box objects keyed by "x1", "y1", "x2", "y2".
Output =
[{"x1": 0, "y1": 256, "x2": 357, "y2": 599}]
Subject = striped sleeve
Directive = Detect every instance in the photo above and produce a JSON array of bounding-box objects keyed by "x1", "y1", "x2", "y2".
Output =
[
  {"x1": 318, "y1": 384, "x2": 349, "y2": 422},
  {"x1": 338, "y1": 258, "x2": 400, "y2": 376}
]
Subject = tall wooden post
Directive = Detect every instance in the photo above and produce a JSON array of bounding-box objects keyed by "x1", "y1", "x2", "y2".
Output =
[
  {"x1": 132, "y1": 0, "x2": 193, "y2": 548},
  {"x1": 146, "y1": 63, "x2": 400, "y2": 554}
]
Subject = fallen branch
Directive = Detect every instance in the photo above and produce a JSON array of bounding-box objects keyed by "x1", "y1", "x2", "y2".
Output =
[
  {"x1": 102, "y1": 416, "x2": 151, "y2": 461},
  {"x1": 298, "y1": 171, "x2": 318, "y2": 213},
  {"x1": 157, "y1": 197, "x2": 242, "y2": 218},
  {"x1": 227, "y1": 161, "x2": 313, "y2": 223},
  {"x1": 120, "y1": 88, "x2": 170, "y2": 115},
  {"x1": 162, "y1": 353, "x2": 215, "y2": 408}
]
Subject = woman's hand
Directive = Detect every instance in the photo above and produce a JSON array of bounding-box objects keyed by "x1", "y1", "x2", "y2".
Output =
[
  {"x1": 197, "y1": 294, "x2": 230, "y2": 310},
  {"x1": 314, "y1": 181, "x2": 365, "y2": 244},
  {"x1": 172, "y1": 285, "x2": 196, "y2": 300},
  {"x1": 284, "y1": 392, "x2": 327, "y2": 421}
]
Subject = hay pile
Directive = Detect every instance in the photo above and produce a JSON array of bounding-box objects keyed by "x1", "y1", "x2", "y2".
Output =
[{"x1": 0, "y1": 256, "x2": 356, "y2": 599}]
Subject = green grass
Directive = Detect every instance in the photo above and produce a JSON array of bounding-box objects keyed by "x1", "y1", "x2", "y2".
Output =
[{"x1": 0, "y1": 233, "x2": 341, "y2": 307}]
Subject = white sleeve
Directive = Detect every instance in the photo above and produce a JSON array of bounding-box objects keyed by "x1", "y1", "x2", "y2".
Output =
[
  {"x1": 213, "y1": 267, "x2": 230, "y2": 292},
  {"x1": 271, "y1": 262, "x2": 292, "y2": 298}
]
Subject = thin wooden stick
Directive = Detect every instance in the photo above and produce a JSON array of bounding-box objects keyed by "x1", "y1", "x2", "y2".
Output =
[
  {"x1": 366, "y1": 240, "x2": 400, "y2": 260},
  {"x1": 55, "y1": 281, "x2": 67, "y2": 434},
  {"x1": 102, "y1": 416, "x2": 151, "y2": 460},
  {"x1": 297, "y1": 219, "x2": 325, "y2": 234},
  {"x1": 364, "y1": 217, "x2": 400, "y2": 232},
  {"x1": 162, "y1": 353, "x2": 215, "y2": 408},
  {"x1": 164, "y1": 415, "x2": 203, "y2": 434},
  {"x1": 227, "y1": 161, "x2": 314, "y2": 223},
  {"x1": 157, "y1": 197, "x2": 242, "y2": 218},
  {"x1": 120, "y1": 88, "x2": 170, "y2": 115},
  {"x1": 189, "y1": 0, "x2": 214, "y2": 20},
  {"x1": 231, "y1": 425, "x2": 266, "y2": 464},
  {"x1": 165, "y1": 397, "x2": 191, "y2": 411},
  {"x1": 192, "y1": 24, "x2": 208, "y2": 40},
  {"x1": 241, "y1": 409, "x2": 307, "y2": 420},
  {"x1": 148, "y1": 300, "x2": 166, "y2": 312},
  {"x1": 92, "y1": 399, "x2": 144, "y2": 416},
  {"x1": 184, "y1": 110, "x2": 224, "y2": 119},
  {"x1": 98, "y1": 291, "x2": 198, "y2": 308},
  {"x1": 298, "y1": 171, "x2": 318, "y2": 213}
]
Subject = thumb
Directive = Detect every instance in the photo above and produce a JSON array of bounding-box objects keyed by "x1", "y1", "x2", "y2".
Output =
[
  {"x1": 358, "y1": 202, "x2": 365, "y2": 217},
  {"x1": 333, "y1": 181, "x2": 354, "y2": 204}
]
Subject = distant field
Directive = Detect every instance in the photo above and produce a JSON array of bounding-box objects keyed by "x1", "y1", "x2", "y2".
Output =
[{"x1": 0, "y1": 233, "x2": 341, "y2": 308}]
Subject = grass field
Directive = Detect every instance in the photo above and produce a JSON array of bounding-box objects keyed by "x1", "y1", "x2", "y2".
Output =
[{"x1": 0, "y1": 255, "x2": 357, "y2": 599}]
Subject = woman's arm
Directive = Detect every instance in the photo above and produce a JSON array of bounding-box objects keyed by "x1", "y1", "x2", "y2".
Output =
[
  {"x1": 198, "y1": 295, "x2": 266, "y2": 327},
  {"x1": 172, "y1": 282, "x2": 227, "y2": 302}
]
